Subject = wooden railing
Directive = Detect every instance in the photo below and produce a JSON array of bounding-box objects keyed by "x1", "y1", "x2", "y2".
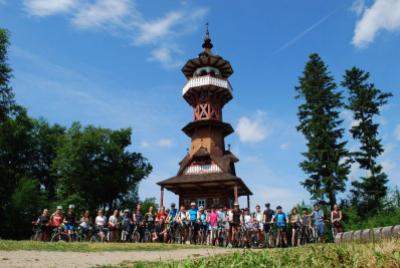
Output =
[
  {"x1": 334, "y1": 225, "x2": 400, "y2": 243},
  {"x1": 182, "y1": 75, "x2": 233, "y2": 95}
]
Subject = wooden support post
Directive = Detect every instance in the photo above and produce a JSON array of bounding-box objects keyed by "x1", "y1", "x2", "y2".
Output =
[
  {"x1": 247, "y1": 195, "x2": 250, "y2": 210},
  {"x1": 234, "y1": 185, "x2": 238, "y2": 205},
  {"x1": 160, "y1": 186, "x2": 164, "y2": 210}
]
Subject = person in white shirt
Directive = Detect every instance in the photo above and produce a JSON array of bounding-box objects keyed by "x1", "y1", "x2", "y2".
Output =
[
  {"x1": 95, "y1": 209, "x2": 107, "y2": 242},
  {"x1": 108, "y1": 209, "x2": 119, "y2": 241}
]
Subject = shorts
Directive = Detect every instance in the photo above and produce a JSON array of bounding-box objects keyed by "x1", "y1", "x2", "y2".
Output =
[
  {"x1": 64, "y1": 224, "x2": 75, "y2": 231},
  {"x1": 316, "y1": 224, "x2": 324, "y2": 236},
  {"x1": 264, "y1": 223, "x2": 271, "y2": 233}
]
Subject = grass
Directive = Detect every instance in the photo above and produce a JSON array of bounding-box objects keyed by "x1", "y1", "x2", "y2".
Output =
[
  {"x1": 0, "y1": 240, "x2": 202, "y2": 252},
  {"x1": 100, "y1": 240, "x2": 400, "y2": 268}
]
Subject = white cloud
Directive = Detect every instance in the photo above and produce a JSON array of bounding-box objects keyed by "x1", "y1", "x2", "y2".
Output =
[
  {"x1": 140, "y1": 141, "x2": 150, "y2": 148},
  {"x1": 23, "y1": 0, "x2": 78, "y2": 16},
  {"x1": 352, "y1": 0, "x2": 400, "y2": 47},
  {"x1": 148, "y1": 47, "x2": 182, "y2": 69},
  {"x1": 140, "y1": 138, "x2": 173, "y2": 148},
  {"x1": 157, "y1": 138, "x2": 173, "y2": 148},
  {"x1": 351, "y1": 0, "x2": 366, "y2": 16},
  {"x1": 382, "y1": 159, "x2": 396, "y2": 173},
  {"x1": 21, "y1": 0, "x2": 208, "y2": 69},
  {"x1": 134, "y1": 11, "x2": 183, "y2": 45},
  {"x1": 280, "y1": 142, "x2": 290, "y2": 150},
  {"x1": 395, "y1": 124, "x2": 400, "y2": 141},
  {"x1": 72, "y1": 0, "x2": 132, "y2": 29},
  {"x1": 236, "y1": 111, "x2": 270, "y2": 143}
]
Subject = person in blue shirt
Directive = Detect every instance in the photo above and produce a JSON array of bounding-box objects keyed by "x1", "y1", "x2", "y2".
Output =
[
  {"x1": 186, "y1": 202, "x2": 198, "y2": 244},
  {"x1": 311, "y1": 203, "x2": 325, "y2": 242},
  {"x1": 272, "y1": 205, "x2": 288, "y2": 247}
]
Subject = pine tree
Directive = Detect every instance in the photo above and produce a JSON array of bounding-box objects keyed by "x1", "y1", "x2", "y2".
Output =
[
  {"x1": 296, "y1": 53, "x2": 350, "y2": 207},
  {"x1": 0, "y1": 29, "x2": 16, "y2": 121},
  {"x1": 341, "y1": 67, "x2": 392, "y2": 217}
]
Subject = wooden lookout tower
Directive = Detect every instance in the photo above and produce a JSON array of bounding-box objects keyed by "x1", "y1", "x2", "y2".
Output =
[{"x1": 157, "y1": 26, "x2": 252, "y2": 209}]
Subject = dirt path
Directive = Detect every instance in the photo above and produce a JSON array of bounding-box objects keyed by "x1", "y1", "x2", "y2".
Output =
[{"x1": 0, "y1": 248, "x2": 234, "y2": 268}]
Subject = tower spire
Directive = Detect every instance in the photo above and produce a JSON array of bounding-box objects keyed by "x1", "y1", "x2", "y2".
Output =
[{"x1": 202, "y1": 22, "x2": 213, "y2": 53}]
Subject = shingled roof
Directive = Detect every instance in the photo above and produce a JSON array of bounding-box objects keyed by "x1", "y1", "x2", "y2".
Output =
[{"x1": 157, "y1": 172, "x2": 252, "y2": 196}]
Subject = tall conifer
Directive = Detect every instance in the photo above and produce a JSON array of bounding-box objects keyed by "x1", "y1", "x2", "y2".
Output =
[
  {"x1": 296, "y1": 54, "x2": 350, "y2": 207},
  {"x1": 342, "y1": 67, "x2": 392, "y2": 217}
]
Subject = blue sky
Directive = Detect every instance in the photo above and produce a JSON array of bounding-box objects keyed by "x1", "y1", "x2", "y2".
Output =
[{"x1": 1, "y1": 0, "x2": 399, "y2": 210}]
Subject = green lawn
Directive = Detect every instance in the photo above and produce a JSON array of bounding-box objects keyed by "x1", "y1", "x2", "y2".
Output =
[
  {"x1": 102, "y1": 240, "x2": 400, "y2": 268},
  {"x1": 0, "y1": 240, "x2": 201, "y2": 252}
]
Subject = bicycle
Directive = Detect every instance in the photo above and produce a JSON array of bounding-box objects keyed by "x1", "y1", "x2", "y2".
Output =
[
  {"x1": 131, "y1": 224, "x2": 141, "y2": 242},
  {"x1": 90, "y1": 227, "x2": 109, "y2": 242},
  {"x1": 187, "y1": 221, "x2": 196, "y2": 244},
  {"x1": 216, "y1": 224, "x2": 226, "y2": 247},
  {"x1": 50, "y1": 226, "x2": 69, "y2": 242},
  {"x1": 275, "y1": 226, "x2": 287, "y2": 248}
]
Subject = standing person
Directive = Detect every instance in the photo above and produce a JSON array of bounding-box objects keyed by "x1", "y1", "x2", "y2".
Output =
[
  {"x1": 186, "y1": 202, "x2": 198, "y2": 244},
  {"x1": 208, "y1": 206, "x2": 218, "y2": 246},
  {"x1": 108, "y1": 209, "x2": 120, "y2": 242},
  {"x1": 133, "y1": 204, "x2": 144, "y2": 242},
  {"x1": 289, "y1": 207, "x2": 301, "y2": 246},
  {"x1": 120, "y1": 209, "x2": 132, "y2": 241},
  {"x1": 35, "y1": 208, "x2": 50, "y2": 241},
  {"x1": 144, "y1": 206, "x2": 156, "y2": 242},
  {"x1": 263, "y1": 203, "x2": 274, "y2": 247},
  {"x1": 300, "y1": 208, "x2": 312, "y2": 244},
  {"x1": 176, "y1": 205, "x2": 188, "y2": 243},
  {"x1": 253, "y1": 205, "x2": 264, "y2": 247},
  {"x1": 229, "y1": 203, "x2": 241, "y2": 247},
  {"x1": 50, "y1": 206, "x2": 63, "y2": 228},
  {"x1": 271, "y1": 206, "x2": 288, "y2": 247},
  {"x1": 197, "y1": 206, "x2": 207, "y2": 244},
  {"x1": 63, "y1": 205, "x2": 77, "y2": 241},
  {"x1": 331, "y1": 204, "x2": 343, "y2": 237},
  {"x1": 95, "y1": 209, "x2": 107, "y2": 242},
  {"x1": 311, "y1": 204, "x2": 325, "y2": 242},
  {"x1": 242, "y1": 208, "x2": 252, "y2": 248},
  {"x1": 79, "y1": 210, "x2": 92, "y2": 240},
  {"x1": 156, "y1": 206, "x2": 168, "y2": 242}
]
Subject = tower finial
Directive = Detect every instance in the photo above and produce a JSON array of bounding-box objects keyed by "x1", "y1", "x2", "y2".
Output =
[{"x1": 202, "y1": 22, "x2": 213, "y2": 53}]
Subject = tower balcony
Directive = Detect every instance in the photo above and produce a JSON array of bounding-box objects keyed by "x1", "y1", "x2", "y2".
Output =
[{"x1": 182, "y1": 75, "x2": 233, "y2": 96}]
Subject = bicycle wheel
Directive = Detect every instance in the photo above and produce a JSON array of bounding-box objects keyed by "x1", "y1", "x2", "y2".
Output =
[{"x1": 131, "y1": 231, "x2": 140, "y2": 242}]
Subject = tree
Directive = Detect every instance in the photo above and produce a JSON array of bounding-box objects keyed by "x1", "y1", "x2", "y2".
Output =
[
  {"x1": 52, "y1": 123, "x2": 152, "y2": 212},
  {"x1": 296, "y1": 53, "x2": 350, "y2": 207},
  {"x1": 342, "y1": 67, "x2": 392, "y2": 217},
  {"x1": 31, "y1": 119, "x2": 65, "y2": 200},
  {"x1": 0, "y1": 28, "x2": 16, "y2": 121}
]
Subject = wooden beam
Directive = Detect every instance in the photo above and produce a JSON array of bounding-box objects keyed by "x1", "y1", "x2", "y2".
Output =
[{"x1": 160, "y1": 186, "x2": 164, "y2": 210}]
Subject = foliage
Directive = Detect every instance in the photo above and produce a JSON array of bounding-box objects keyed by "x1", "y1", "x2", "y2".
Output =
[
  {"x1": 52, "y1": 122, "x2": 152, "y2": 213},
  {"x1": 342, "y1": 67, "x2": 392, "y2": 218},
  {"x1": 140, "y1": 197, "x2": 159, "y2": 215},
  {"x1": 295, "y1": 53, "x2": 350, "y2": 207},
  {"x1": 0, "y1": 28, "x2": 16, "y2": 121},
  {"x1": 0, "y1": 28, "x2": 152, "y2": 239},
  {"x1": 102, "y1": 240, "x2": 400, "y2": 268},
  {"x1": 342, "y1": 188, "x2": 400, "y2": 231}
]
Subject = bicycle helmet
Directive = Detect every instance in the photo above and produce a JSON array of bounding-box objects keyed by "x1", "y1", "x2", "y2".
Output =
[{"x1": 56, "y1": 205, "x2": 63, "y2": 210}]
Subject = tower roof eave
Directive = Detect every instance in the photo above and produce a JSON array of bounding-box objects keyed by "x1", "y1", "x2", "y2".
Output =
[
  {"x1": 157, "y1": 173, "x2": 253, "y2": 196},
  {"x1": 181, "y1": 54, "x2": 233, "y2": 79},
  {"x1": 182, "y1": 120, "x2": 234, "y2": 137}
]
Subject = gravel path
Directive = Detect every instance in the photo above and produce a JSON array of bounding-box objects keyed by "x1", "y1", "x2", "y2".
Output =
[{"x1": 0, "y1": 248, "x2": 233, "y2": 268}]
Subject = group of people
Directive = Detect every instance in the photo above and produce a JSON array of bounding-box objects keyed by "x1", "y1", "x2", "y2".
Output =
[{"x1": 33, "y1": 201, "x2": 343, "y2": 247}]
